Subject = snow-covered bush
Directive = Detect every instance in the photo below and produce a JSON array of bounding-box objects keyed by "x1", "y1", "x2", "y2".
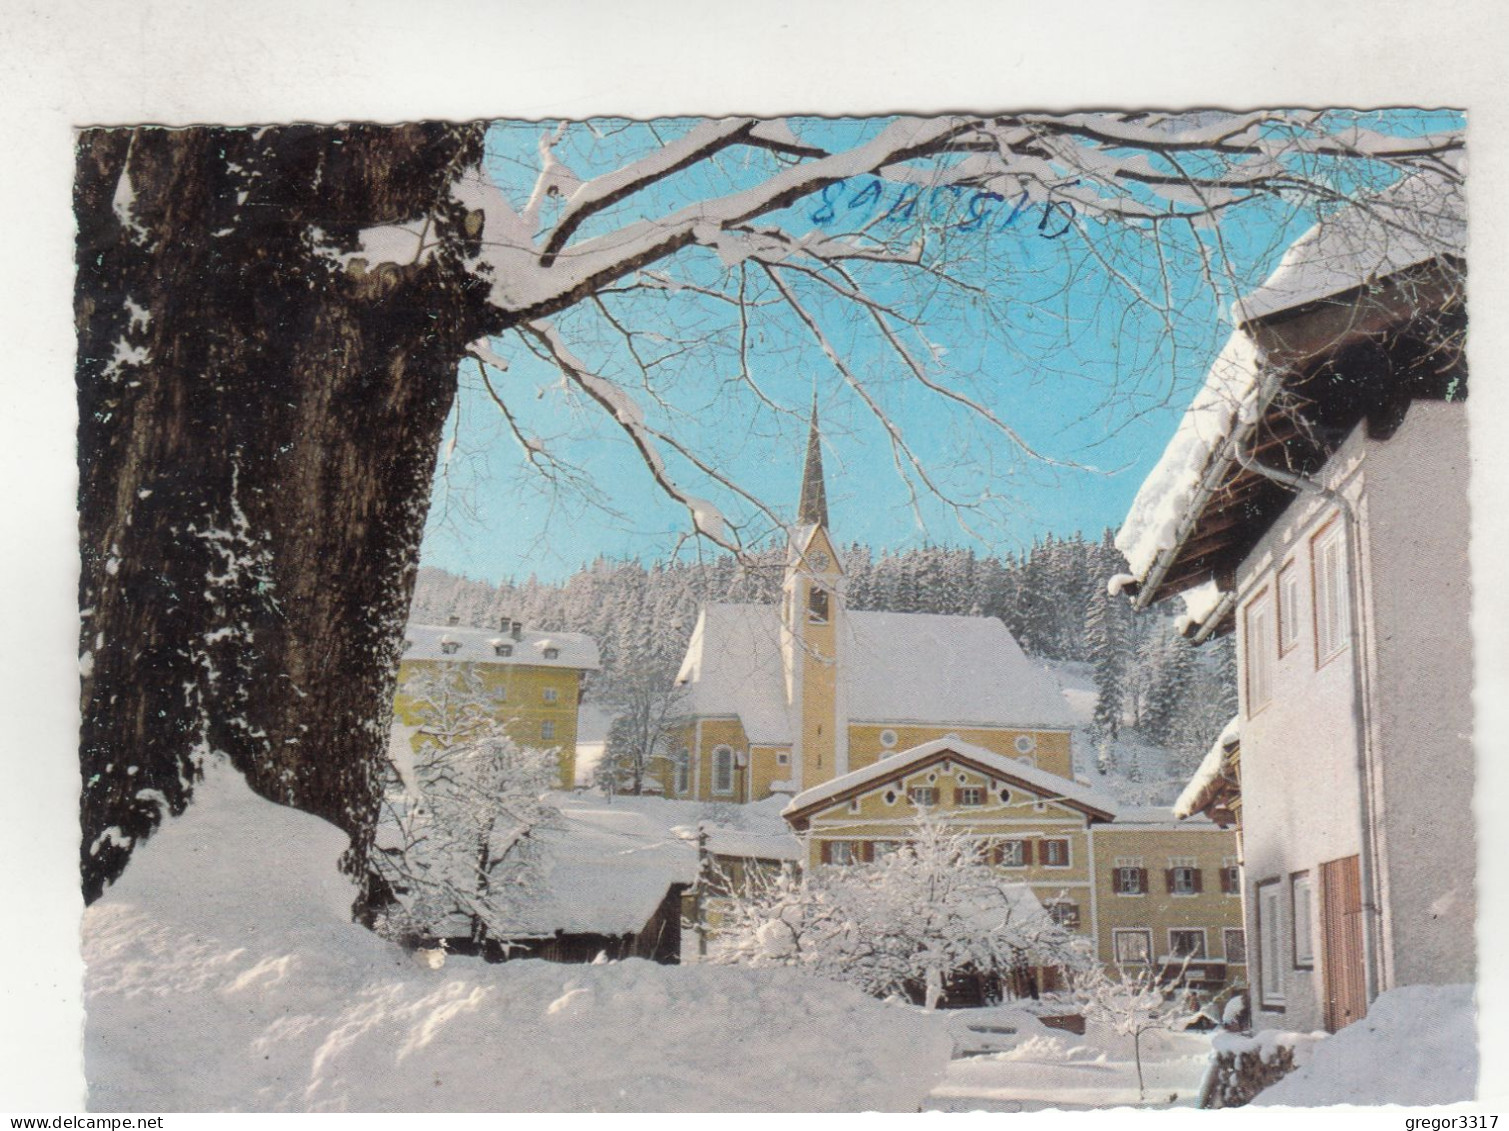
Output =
[
  {"x1": 712, "y1": 813, "x2": 1084, "y2": 1009},
  {"x1": 374, "y1": 663, "x2": 559, "y2": 947}
]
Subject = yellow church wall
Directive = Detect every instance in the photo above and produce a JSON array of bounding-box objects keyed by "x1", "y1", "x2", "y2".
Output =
[
  {"x1": 394, "y1": 659, "x2": 582, "y2": 790},
  {"x1": 1089, "y1": 824, "x2": 1245, "y2": 981},
  {"x1": 847, "y1": 725, "x2": 1073, "y2": 779}
]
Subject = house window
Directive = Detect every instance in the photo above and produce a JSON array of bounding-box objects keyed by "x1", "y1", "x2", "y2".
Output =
[
  {"x1": 1224, "y1": 927, "x2": 1247, "y2": 965},
  {"x1": 494, "y1": 643, "x2": 513, "y2": 657},
  {"x1": 1313, "y1": 521, "x2": 1350, "y2": 664},
  {"x1": 540, "y1": 720, "x2": 556, "y2": 741},
  {"x1": 1277, "y1": 561, "x2": 1302, "y2": 654},
  {"x1": 993, "y1": 839, "x2": 1030, "y2": 867},
  {"x1": 1291, "y1": 872, "x2": 1315, "y2": 968},
  {"x1": 673, "y1": 751, "x2": 690, "y2": 795},
  {"x1": 1115, "y1": 864, "x2": 1148, "y2": 895},
  {"x1": 1244, "y1": 589, "x2": 1274, "y2": 714},
  {"x1": 1047, "y1": 900, "x2": 1080, "y2": 930},
  {"x1": 1257, "y1": 879, "x2": 1286, "y2": 1008},
  {"x1": 1014, "y1": 734, "x2": 1037, "y2": 755},
  {"x1": 1167, "y1": 862, "x2": 1202, "y2": 895},
  {"x1": 1113, "y1": 929, "x2": 1153, "y2": 965},
  {"x1": 712, "y1": 745, "x2": 735, "y2": 795},
  {"x1": 807, "y1": 587, "x2": 830, "y2": 624},
  {"x1": 543, "y1": 687, "x2": 558, "y2": 703},
  {"x1": 543, "y1": 646, "x2": 560, "y2": 660},
  {"x1": 908, "y1": 786, "x2": 938, "y2": 808},
  {"x1": 824, "y1": 840, "x2": 863, "y2": 865},
  {"x1": 872, "y1": 840, "x2": 901, "y2": 859},
  {"x1": 1169, "y1": 929, "x2": 1207, "y2": 959},
  {"x1": 1041, "y1": 839, "x2": 1070, "y2": 868},
  {"x1": 776, "y1": 751, "x2": 790, "y2": 765},
  {"x1": 1220, "y1": 861, "x2": 1241, "y2": 895},
  {"x1": 879, "y1": 729, "x2": 898, "y2": 749},
  {"x1": 956, "y1": 786, "x2": 985, "y2": 807}
]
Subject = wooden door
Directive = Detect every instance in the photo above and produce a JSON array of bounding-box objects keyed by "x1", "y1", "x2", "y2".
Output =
[{"x1": 1320, "y1": 855, "x2": 1368, "y2": 1031}]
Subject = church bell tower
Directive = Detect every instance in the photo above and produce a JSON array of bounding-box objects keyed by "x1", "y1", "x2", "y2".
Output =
[{"x1": 781, "y1": 399, "x2": 848, "y2": 790}]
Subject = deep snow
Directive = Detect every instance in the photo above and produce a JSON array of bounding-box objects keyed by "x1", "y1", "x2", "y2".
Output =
[{"x1": 82, "y1": 760, "x2": 950, "y2": 1111}]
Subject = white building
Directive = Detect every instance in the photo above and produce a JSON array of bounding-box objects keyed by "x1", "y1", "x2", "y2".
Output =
[{"x1": 1115, "y1": 171, "x2": 1470, "y2": 1033}]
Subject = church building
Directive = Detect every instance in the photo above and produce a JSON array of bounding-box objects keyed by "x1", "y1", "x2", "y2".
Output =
[{"x1": 666, "y1": 405, "x2": 1081, "y2": 803}]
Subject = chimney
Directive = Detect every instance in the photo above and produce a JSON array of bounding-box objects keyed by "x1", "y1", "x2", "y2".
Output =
[{"x1": 511, "y1": 620, "x2": 523, "y2": 641}]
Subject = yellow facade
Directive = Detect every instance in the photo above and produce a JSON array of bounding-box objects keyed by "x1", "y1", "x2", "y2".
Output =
[
  {"x1": 847, "y1": 724, "x2": 1072, "y2": 779},
  {"x1": 782, "y1": 743, "x2": 1244, "y2": 988},
  {"x1": 394, "y1": 658, "x2": 584, "y2": 790}
]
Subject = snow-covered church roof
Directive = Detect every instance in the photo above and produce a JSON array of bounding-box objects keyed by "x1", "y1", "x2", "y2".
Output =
[{"x1": 674, "y1": 603, "x2": 1078, "y2": 744}]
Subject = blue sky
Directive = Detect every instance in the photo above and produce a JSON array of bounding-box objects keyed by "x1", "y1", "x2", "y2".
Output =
[{"x1": 418, "y1": 112, "x2": 1460, "y2": 583}]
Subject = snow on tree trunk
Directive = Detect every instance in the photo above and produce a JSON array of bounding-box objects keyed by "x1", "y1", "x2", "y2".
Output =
[{"x1": 75, "y1": 124, "x2": 499, "y2": 904}]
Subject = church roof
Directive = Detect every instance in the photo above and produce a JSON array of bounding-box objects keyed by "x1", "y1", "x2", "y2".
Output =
[
  {"x1": 797, "y1": 399, "x2": 828, "y2": 527},
  {"x1": 673, "y1": 603, "x2": 1078, "y2": 744}
]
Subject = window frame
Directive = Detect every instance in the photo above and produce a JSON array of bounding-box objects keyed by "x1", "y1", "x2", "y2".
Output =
[
  {"x1": 907, "y1": 785, "x2": 938, "y2": 808},
  {"x1": 1277, "y1": 559, "x2": 1302, "y2": 655},
  {"x1": 1312, "y1": 519, "x2": 1351, "y2": 667},
  {"x1": 956, "y1": 785, "x2": 985, "y2": 807},
  {"x1": 1243, "y1": 587, "x2": 1275, "y2": 716},
  {"x1": 540, "y1": 719, "x2": 556, "y2": 742},
  {"x1": 542, "y1": 686, "x2": 559, "y2": 703},
  {"x1": 1223, "y1": 926, "x2": 1247, "y2": 965},
  {"x1": 1291, "y1": 871, "x2": 1315, "y2": 969},
  {"x1": 1167, "y1": 864, "x2": 1202, "y2": 896},
  {"x1": 807, "y1": 585, "x2": 830, "y2": 625},
  {"x1": 543, "y1": 646, "x2": 560, "y2": 660},
  {"x1": 1256, "y1": 878, "x2": 1287, "y2": 1010},
  {"x1": 1168, "y1": 928, "x2": 1208, "y2": 960},
  {"x1": 672, "y1": 750, "x2": 690, "y2": 796},
  {"x1": 1046, "y1": 900, "x2": 1081, "y2": 930},
  {"x1": 1040, "y1": 838, "x2": 1071, "y2": 868},
  {"x1": 711, "y1": 745, "x2": 735, "y2": 795},
  {"x1": 1113, "y1": 928, "x2": 1153, "y2": 965},
  {"x1": 1114, "y1": 864, "x2": 1148, "y2": 896}
]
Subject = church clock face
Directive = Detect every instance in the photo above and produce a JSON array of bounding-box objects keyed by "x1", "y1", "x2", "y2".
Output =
[{"x1": 808, "y1": 550, "x2": 831, "y2": 572}]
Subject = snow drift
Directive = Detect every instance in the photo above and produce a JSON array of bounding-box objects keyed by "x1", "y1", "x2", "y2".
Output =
[
  {"x1": 83, "y1": 760, "x2": 951, "y2": 1111},
  {"x1": 1252, "y1": 984, "x2": 1476, "y2": 1107}
]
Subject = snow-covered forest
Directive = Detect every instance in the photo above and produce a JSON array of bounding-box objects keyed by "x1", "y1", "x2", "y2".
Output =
[{"x1": 411, "y1": 531, "x2": 1237, "y2": 785}]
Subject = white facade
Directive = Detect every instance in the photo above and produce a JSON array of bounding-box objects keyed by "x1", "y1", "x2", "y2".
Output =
[{"x1": 1230, "y1": 400, "x2": 1473, "y2": 1031}]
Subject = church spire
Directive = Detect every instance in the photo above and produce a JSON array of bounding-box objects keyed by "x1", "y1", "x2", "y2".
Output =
[{"x1": 797, "y1": 396, "x2": 828, "y2": 528}]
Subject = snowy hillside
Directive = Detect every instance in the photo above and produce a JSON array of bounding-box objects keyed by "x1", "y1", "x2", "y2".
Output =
[
  {"x1": 1047, "y1": 660, "x2": 1199, "y2": 808},
  {"x1": 83, "y1": 761, "x2": 949, "y2": 1112}
]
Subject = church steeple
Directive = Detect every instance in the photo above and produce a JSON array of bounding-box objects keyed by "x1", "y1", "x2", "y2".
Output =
[{"x1": 797, "y1": 397, "x2": 828, "y2": 528}]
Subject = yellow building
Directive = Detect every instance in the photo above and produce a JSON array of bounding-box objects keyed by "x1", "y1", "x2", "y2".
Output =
[
  {"x1": 394, "y1": 618, "x2": 600, "y2": 790},
  {"x1": 781, "y1": 736, "x2": 1244, "y2": 991},
  {"x1": 668, "y1": 406, "x2": 1079, "y2": 803},
  {"x1": 669, "y1": 410, "x2": 1243, "y2": 987}
]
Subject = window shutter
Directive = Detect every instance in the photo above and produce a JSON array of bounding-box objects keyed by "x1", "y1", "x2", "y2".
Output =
[
  {"x1": 949, "y1": 787, "x2": 958, "y2": 806},
  {"x1": 1220, "y1": 867, "x2": 1232, "y2": 894},
  {"x1": 1137, "y1": 867, "x2": 1148, "y2": 894},
  {"x1": 1021, "y1": 840, "x2": 1034, "y2": 865},
  {"x1": 989, "y1": 841, "x2": 1001, "y2": 866},
  {"x1": 1192, "y1": 868, "x2": 1204, "y2": 893},
  {"x1": 1165, "y1": 868, "x2": 1176, "y2": 893},
  {"x1": 820, "y1": 840, "x2": 832, "y2": 865},
  {"x1": 861, "y1": 841, "x2": 874, "y2": 864}
]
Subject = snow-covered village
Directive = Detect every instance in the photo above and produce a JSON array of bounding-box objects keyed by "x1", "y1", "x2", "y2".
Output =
[{"x1": 29, "y1": 94, "x2": 1494, "y2": 1118}]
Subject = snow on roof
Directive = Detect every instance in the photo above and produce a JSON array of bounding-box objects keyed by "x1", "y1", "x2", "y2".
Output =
[
  {"x1": 403, "y1": 622, "x2": 600, "y2": 671},
  {"x1": 1173, "y1": 715, "x2": 1240, "y2": 820},
  {"x1": 783, "y1": 736, "x2": 1118, "y2": 821},
  {"x1": 1114, "y1": 329, "x2": 1266, "y2": 581},
  {"x1": 675, "y1": 604, "x2": 1078, "y2": 743},
  {"x1": 1116, "y1": 171, "x2": 1464, "y2": 590},
  {"x1": 1236, "y1": 168, "x2": 1464, "y2": 326}
]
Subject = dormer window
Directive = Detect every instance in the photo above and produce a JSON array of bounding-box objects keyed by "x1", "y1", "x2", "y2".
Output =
[
  {"x1": 807, "y1": 587, "x2": 830, "y2": 624},
  {"x1": 440, "y1": 641, "x2": 460, "y2": 655},
  {"x1": 543, "y1": 647, "x2": 560, "y2": 660},
  {"x1": 492, "y1": 641, "x2": 513, "y2": 657},
  {"x1": 402, "y1": 639, "x2": 413, "y2": 652}
]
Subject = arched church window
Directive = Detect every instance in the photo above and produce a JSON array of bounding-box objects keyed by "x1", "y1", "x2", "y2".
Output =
[{"x1": 712, "y1": 745, "x2": 735, "y2": 795}]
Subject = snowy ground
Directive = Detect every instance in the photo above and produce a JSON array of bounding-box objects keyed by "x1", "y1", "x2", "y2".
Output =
[
  {"x1": 83, "y1": 761, "x2": 949, "y2": 1112},
  {"x1": 923, "y1": 1006, "x2": 1216, "y2": 1111}
]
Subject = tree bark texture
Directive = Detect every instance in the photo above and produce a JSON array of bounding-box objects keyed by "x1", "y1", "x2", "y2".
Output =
[{"x1": 76, "y1": 123, "x2": 499, "y2": 904}]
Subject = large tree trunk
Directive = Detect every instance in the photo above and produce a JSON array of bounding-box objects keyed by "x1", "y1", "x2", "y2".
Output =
[{"x1": 75, "y1": 123, "x2": 499, "y2": 905}]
